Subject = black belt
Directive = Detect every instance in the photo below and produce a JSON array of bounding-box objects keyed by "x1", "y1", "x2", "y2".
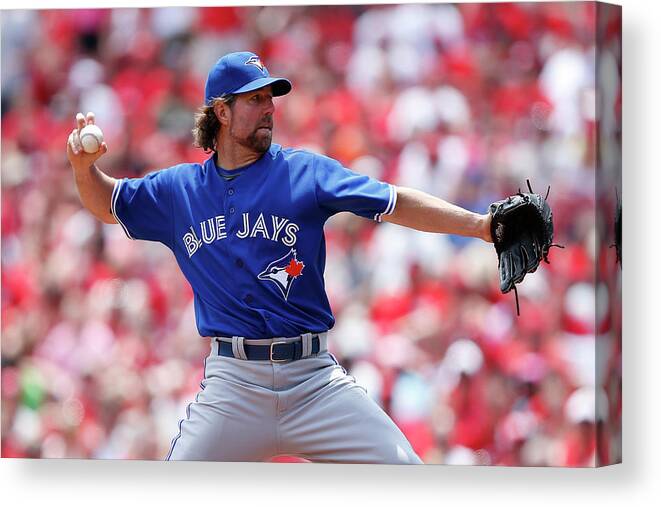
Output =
[{"x1": 217, "y1": 335, "x2": 323, "y2": 362}]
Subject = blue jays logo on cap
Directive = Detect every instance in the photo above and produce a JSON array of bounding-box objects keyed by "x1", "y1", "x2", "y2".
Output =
[
  {"x1": 258, "y1": 248, "x2": 305, "y2": 300},
  {"x1": 245, "y1": 55, "x2": 266, "y2": 73},
  {"x1": 205, "y1": 51, "x2": 292, "y2": 105}
]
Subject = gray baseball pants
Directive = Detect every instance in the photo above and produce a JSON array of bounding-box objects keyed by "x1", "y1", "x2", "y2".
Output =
[{"x1": 166, "y1": 335, "x2": 422, "y2": 464}]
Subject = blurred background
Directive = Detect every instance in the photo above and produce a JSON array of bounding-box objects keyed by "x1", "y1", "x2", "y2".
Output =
[{"x1": 1, "y1": 2, "x2": 621, "y2": 465}]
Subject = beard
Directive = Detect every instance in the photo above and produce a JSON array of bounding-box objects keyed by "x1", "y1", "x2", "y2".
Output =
[
  {"x1": 245, "y1": 127, "x2": 272, "y2": 153},
  {"x1": 232, "y1": 121, "x2": 273, "y2": 154}
]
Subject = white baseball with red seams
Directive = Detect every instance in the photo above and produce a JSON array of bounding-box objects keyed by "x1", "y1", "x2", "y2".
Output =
[{"x1": 79, "y1": 124, "x2": 104, "y2": 154}]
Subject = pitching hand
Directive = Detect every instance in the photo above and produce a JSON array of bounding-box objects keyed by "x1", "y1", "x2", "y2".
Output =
[{"x1": 66, "y1": 112, "x2": 108, "y2": 171}]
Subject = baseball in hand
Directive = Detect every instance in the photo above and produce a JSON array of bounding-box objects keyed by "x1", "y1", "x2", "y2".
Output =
[{"x1": 79, "y1": 124, "x2": 104, "y2": 154}]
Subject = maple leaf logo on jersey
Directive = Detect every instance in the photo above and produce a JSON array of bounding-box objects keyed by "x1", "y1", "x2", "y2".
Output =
[
  {"x1": 245, "y1": 55, "x2": 267, "y2": 74},
  {"x1": 258, "y1": 248, "x2": 305, "y2": 300}
]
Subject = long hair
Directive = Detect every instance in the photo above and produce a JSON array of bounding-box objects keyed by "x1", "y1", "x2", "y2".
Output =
[{"x1": 192, "y1": 95, "x2": 236, "y2": 153}]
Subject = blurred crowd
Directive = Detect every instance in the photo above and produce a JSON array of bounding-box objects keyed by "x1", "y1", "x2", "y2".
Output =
[{"x1": 1, "y1": 2, "x2": 621, "y2": 465}]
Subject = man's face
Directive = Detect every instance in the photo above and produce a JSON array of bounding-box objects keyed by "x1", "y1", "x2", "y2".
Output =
[{"x1": 227, "y1": 86, "x2": 275, "y2": 154}]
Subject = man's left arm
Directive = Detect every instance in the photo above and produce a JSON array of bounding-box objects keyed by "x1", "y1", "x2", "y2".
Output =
[{"x1": 381, "y1": 186, "x2": 493, "y2": 243}]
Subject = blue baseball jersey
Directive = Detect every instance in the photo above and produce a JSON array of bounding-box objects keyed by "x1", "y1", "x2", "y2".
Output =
[{"x1": 110, "y1": 143, "x2": 397, "y2": 338}]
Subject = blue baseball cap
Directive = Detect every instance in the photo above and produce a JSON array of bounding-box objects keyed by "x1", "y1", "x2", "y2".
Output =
[{"x1": 204, "y1": 51, "x2": 292, "y2": 105}]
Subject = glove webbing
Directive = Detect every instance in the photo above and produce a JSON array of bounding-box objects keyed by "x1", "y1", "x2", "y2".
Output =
[{"x1": 510, "y1": 180, "x2": 564, "y2": 316}]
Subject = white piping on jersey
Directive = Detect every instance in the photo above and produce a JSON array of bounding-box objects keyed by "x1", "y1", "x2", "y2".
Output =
[
  {"x1": 374, "y1": 184, "x2": 397, "y2": 223},
  {"x1": 111, "y1": 178, "x2": 135, "y2": 240}
]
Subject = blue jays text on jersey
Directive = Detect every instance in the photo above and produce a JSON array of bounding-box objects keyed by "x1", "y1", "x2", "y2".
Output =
[{"x1": 110, "y1": 143, "x2": 397, "y2": 339}]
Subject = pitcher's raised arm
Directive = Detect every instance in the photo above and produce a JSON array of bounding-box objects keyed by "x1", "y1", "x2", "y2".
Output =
[{"x1": 66, "y1": 111, "x2": 116, "y2": 224}]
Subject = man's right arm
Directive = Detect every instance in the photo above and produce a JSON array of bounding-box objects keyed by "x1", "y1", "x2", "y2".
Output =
[{"x1": 67, "y1": 112, "x2": 117, "y2": 224}]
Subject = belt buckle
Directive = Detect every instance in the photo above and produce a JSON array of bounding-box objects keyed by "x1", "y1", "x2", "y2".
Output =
[{"x1": 269, "y1": 341, "x2": 289, "y2": 363}]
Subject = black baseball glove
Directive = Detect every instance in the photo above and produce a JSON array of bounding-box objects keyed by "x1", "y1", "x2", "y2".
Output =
[{"x1": 489, "y1": 181, "x2": 561, "y2": 315}]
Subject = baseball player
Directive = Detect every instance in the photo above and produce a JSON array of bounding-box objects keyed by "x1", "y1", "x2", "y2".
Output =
[{"x1": 66, "y1": 51, "x2": 495, "y2": 464}]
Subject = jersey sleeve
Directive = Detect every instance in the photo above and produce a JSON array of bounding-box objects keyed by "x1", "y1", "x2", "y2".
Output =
[
  {"x1": 314, "y1": 155, "x2": 397, "y2": 221},
  {"x1": 111, "y1": 168, "x2": 174, "y2": 246}
]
